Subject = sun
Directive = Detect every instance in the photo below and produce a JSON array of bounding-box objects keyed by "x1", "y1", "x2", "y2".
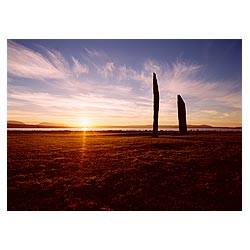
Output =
[{"x1": 81, "y1": 118, "x2": 91, "y2": 128}]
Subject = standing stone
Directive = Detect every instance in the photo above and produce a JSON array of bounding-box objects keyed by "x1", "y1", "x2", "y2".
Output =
[
  {"x1": 177, "y1": 95, "x2": 187, "y2": 134},
  {"x1": 153, "y1": 73, "x2": 159, "y2": 138}
]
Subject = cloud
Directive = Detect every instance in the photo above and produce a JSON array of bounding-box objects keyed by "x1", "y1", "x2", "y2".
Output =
[
  {"x1": 44, "y1": 48, "x2": 70, "y2": 76},
  {"x1": 8, "y1": 86, "x2": 152, "y2": 125},
  {"x1": 72, "y1": 56, "x2": 89, "y2": 77},
  {"x1": 201, "y1": 110, "x2": 218, "y2": 115},
  {"x1": 85, "y1": 48, "x2": 107, "y2": 58},
  {"x1": 117, "y1": 65, "x2": 151, "y2": 91},
  {"x1": 156, "y1": 61, "x2": 241, "y2": 112},
  {"x1": 172, "y1": 61, "x2": 203, "y2": 78},
  {"x1": 214, "y1": 92, "x2": 242, "y2": 109},
  {"x1": 144, "y1": 60, "x2": 164, "y2": 75},
  {"x1": 115, "y1": 59, "x2": 241, "y2": 125},
  {"x1": 8, "y1": 41, "x2": 69, "y2": 80},
  {"x1": 8, "y1": 41, "x2": 89, "y2": 81},
  {"x1": 8, "y1": 84, "x2": 138, "y2": 114},
  {"x1": 98, "y1": 62, "x2": 115, "y2": 78}
]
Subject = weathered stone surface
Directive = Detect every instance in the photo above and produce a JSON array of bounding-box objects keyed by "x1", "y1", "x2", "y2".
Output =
[
  {"x1": 177, "y1": 95, "x2": 187, "y2": 134},
  {"x1": 153, "y1": 73, "x2": 159, "y2": 137}
]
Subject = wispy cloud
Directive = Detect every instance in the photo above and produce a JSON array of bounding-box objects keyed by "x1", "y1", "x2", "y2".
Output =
[
  {"x1": 72, "y1": 56, "x2": 89, "y2": 77},
  {"x1": 98, "y1": 62, "x2": 116, "y2": 78},
  {"x1": 201, "y1": 110, "x2": 218, "y2": 115},
  {"x1": 157, "y1": 61, "x2": 241, "y2": 111},
  {"x1": 85, "y1": 48, "x2": 107, "y2": 58},
  {"x1": 8, "y1": 41, "x2": 69, "y2": 80},
  {"x1": 8, "y1": 86, "x2": 152, "y2": 125},
  {"x1": 8, "y1": 41, "x2": 88, "y2": 81},
  {"x1": 44, "y1": 48, "x2": 70, "y2": 77}
]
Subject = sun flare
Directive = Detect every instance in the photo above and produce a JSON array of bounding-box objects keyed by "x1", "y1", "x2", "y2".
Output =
[{"x1": 81, "y1": 118, "x2": 91, "y2": 128}]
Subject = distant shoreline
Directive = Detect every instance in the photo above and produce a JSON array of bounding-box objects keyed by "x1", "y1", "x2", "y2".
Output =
[
  {"x1": 7, "y1": 128, "x2": 242, "y2": 134},
  {"x1": 7, "y1": 123, "x2": 242, "y2": 130}
]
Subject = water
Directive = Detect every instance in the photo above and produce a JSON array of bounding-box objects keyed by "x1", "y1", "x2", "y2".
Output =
[{"x1": 7, "y1": 127, "x2": 242, "y2": 132}]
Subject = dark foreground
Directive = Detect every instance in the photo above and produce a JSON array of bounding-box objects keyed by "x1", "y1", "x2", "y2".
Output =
[{"x1": 8, "y1": 131, "x2": 242, "y2": 211}]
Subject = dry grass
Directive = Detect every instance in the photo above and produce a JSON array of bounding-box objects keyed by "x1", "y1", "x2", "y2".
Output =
[{"x1": 8, "y1": 131, "x2": 242, "y2": 210}]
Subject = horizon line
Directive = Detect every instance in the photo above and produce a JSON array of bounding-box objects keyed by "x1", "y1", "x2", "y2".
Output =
[{"x1": 7, "y1": 120, "x2": 242, "y2": 129}]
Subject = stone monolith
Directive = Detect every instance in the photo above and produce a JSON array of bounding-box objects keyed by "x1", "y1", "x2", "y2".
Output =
[
  {"x1": 177, "y1": 95, "x2": 187, "y2": 134},
  {"x1": 153, "y1": 73, "x2": 159, "y2": 137}
]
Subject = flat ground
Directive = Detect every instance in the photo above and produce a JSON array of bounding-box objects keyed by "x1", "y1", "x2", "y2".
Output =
[{"x1": 7, "y1": 131, "x2": 242, "y2": 211}]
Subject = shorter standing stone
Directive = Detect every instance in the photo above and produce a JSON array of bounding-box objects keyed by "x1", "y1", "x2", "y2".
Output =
[
  {"x1": 177, "y1": 95, "x2": 187, "y2": 134},
  {"x1": 153, "y1": 73, "x2": 159, "y2": 138}
]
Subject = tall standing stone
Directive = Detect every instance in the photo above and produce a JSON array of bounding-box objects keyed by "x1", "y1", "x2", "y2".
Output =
[
  {"x1": 177, "y1": 95, "x2": 187, "y2": 134},
  {"x1": 153, "y1": 73, "x2": 159, "y2": 138}
]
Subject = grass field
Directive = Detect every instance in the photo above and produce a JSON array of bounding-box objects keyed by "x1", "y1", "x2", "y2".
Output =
[{"x1": 7, "y1": 131, "x2": 242, "y2": 211}]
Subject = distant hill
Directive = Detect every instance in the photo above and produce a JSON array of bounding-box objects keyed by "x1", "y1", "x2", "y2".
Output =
[
  {"x1": 7, "y1": 121, "x2": 69, "y2": 128},
  {"x1": 7, "y1": 120, "x2": 26, "y2": 125},
  {"x1": 7, "y1": 120, "x2": 241, "y2": 129},
  {"x1": 38, "y1": 122, "x2": 68, "y2": 127}
]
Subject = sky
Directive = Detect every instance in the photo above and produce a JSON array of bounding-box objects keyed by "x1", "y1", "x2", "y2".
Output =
[{"x1": 7, "y1": 39, "x2": 242, "y2": 127}]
